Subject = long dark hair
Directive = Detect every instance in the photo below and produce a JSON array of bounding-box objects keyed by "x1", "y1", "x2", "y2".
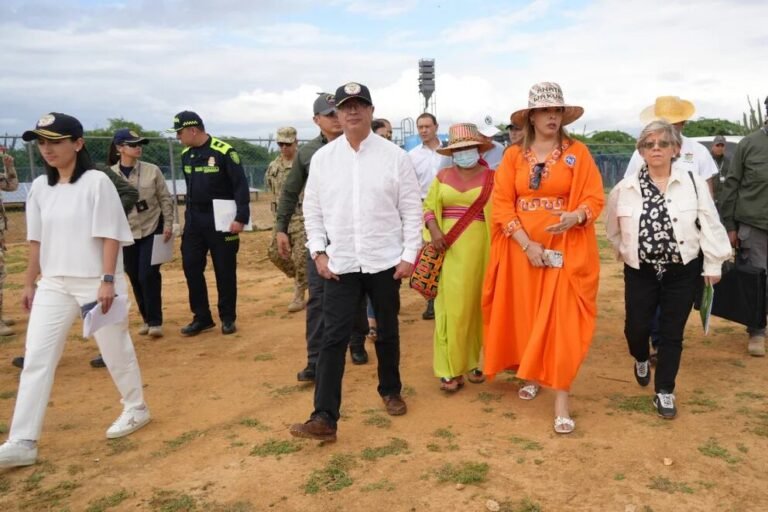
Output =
[
  {"x1": 43, "y1": 138, "x2": 94, "y2": 186},
  {"x1": 107, "y1": 141, "x2": 120, "y2": 166}
]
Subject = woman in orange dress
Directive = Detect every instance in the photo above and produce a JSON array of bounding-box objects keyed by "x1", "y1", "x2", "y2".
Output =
[{"x1": 482, "y1": 82, "x2": 604, "y2": 434}]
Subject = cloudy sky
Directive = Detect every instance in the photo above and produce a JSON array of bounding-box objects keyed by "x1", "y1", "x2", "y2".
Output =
[{"x1": 1, "y1": 0, "x2": 766, "y2": 141}]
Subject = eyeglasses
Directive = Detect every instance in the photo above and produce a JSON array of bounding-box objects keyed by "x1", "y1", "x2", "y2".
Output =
[
  {"x1": 713, "y1": 143, "x2": 725, "y2": 147},
  {"x1": 121, "y1": 142, "x2": 142, "y2": 148},
  {"x1": 277, "y1": 142, "x2": 293, "y2": 147},
  {"x1": 530, "y1": 163, "x2": 545, "y2": 190},
  {"x1": 640, "y1": 140, "x2": 673, "y2": 150}
]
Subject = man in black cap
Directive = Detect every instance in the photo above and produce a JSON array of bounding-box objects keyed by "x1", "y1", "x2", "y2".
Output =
[
  {"x1": 168, "y1": 111, "x2": 250, "y2": 336},
  {"x1": 709, "y1": 135, "x2": 730, "y2": 210},
  {"x1": 275, "y1": 93, "x2": 370, "y2": 382},
  {"x1": 289, "y1": 82, "x2": 422, "y2": 442}
]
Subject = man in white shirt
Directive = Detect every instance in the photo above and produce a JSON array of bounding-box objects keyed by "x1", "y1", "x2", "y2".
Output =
[
  {"x1": 289, "y1": 82, "x2": 422, "y2": 442},
  {"x1": 623, "y1": 96, "x2": 718, "y2": 196},
  {"x1": 476, "y1": 116, "x2": 505, "y2": 170}
]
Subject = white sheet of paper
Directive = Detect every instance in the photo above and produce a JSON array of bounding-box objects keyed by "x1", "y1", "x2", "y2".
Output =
[
  {"x1": 212, "y1": 199, "x2": 252, "y2": 232},
  {"x1": 150, "y1": 234, "x2": 174, "y2": 265},
  {"x1": 83, "y1": 295, "x2": 129, "y2": 338}
]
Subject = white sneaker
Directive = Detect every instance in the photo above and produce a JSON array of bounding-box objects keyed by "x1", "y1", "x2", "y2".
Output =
[
  {"x1": 748, "y1": 335, "x2": 766, "y2": 357},
  {"x1": 106, "y1": 405, "x2": 151, "y2": 439},
  {"x1": 148, "y1": 326, "x2": 163, "y2": 338},
  {"x1": 0, "y1": 440, "x2": 37, "y2": 468},
  {"x1": 138, "y1": 323, "x2": 149, "y2": 335}
]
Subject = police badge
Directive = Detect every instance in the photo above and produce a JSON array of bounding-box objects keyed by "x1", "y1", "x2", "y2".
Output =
[{"x1": 344, "y1": 82, "x2": 362, "y2": 94}]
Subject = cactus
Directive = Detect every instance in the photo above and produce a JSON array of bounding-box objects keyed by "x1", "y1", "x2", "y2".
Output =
[{"x1": 741, "y1": 96, "x2": 765, "y2": 133}]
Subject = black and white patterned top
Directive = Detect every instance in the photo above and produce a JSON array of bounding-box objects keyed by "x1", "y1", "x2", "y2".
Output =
[{"x1": 638, "y1": 166, "x2": 682, "y2": 279}]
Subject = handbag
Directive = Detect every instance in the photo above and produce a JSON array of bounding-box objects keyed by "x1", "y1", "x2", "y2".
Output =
[{"x1": 410, "y1": 170, "x2": 493, "y2": 299}]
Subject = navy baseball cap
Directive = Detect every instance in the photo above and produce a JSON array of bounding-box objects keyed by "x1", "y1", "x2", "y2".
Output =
[
  {"x1": 334, "y1": 82, "x2": 372, "y2": 108},
  {"x1": 167, "y1": 111, "x2": 204, "y2": 132},
  {"x1": 22, "y1": 113, "x2": 84, "y2": 141},
  {"x1": 113, "y1": 128, "x2": 149, "y2": 146}
]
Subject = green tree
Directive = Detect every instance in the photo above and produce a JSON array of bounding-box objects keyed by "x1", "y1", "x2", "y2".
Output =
[
  {"x1": 86, "y1": 118, "x2": 162, "y2": 138},
  {"x1": 578, "y1": 130, "x2": 636, "y2": 154},
  {"x1": 682, "y1": 118, "x2": 743, "y2": 137}
]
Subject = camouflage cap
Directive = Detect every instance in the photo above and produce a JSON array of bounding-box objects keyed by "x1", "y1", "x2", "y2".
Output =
[{"x1": 276, "y1": 127, "x2": 297, "y2": 144}]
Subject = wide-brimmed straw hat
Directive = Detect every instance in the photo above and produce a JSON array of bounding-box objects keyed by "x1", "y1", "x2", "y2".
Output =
[
  {"x1": 510, "y1": 82, "x2": 584, "y2": 128},
  {"x1": 639, "y1": 96, "x2": 696, "y2": 124},
  {"x1": 436, "y1": 123, "x2": 494, "y2": 156}
]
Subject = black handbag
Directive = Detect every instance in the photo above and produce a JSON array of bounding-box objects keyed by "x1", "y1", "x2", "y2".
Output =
[{"x1": 694, "y1": 258, "x2": 767, "y2": 329}]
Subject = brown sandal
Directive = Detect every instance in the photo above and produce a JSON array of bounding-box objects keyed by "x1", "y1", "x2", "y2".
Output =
[
  {"x1": 439, "y1": 377, "x2": 464, "y2": 392},
  {"x1": 467, "y1": 368, "x2": 486, "y2": 384}
]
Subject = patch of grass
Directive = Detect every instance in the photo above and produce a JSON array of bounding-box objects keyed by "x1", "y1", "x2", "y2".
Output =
[
  {"x1": 270, "y1": 384, "x2": 311, "y2": 397},
  {"x1": 166, "y1": 430, "x2": 200, "y2": 449},
  {"x1": 727, "y1": 359, "x2": 746, "y2": 368},
  {"x1": 0, "y1": 335, "x2": 17, "y2": 346},
  {"x1": 250, "y1": 439, "x2": 302, "y2": 457},
  {"x1": 304, "y1": 454, "x2": 357, "y2": 494},
  {"x1": 648, "y1": 476, "x2": 693, "y2": 494},
  {"x1": 363, "y1": 411, "x2": 391, "y2": 429},
  {"x1": 361, "y1": 479, "x2": 395, "y2": 492},
  {"x1": 360, "y1": 438, "x2": 408, "y2": 460},
  {"x1": 696, "y1": 481, "x2": 716, "y2": 490},
  {"x1": 608, "y1": 393, "x2": 655, "y2": 415},
  {"x1": 67, "y1": 464, "x2": 84, "y2": 476},
  {"x1": 434, "y1": 461, "x2": 489, "y2": 485},
  {"x1": 402, "y1": 385, "x2": 417, "y2": 397},
  {"x1": 753, "y1": 425, "x2": 768, "y2": 438},
  {"x1": 149, "y1": 489, "x2": 197, "y2": 511},
  {"x1": 614, "y1": 473, "x2": 625, "y2": 481},
  {"x1": 426, "y1": 443, "x2": 441, "y2": 452},
  {"x1": 239, "y1": 418, "x2": 269, "y2": 431},
  {"x1": 482, "y1": 407, "x2": 495, "y2": 413},
  {"x1": 736, "y1": 443, "x2": 749, "y2": 453},
  {"x1": 0, "y1": 390, "x2": 16, "y2": 400},
  {"x1": 20, "y1": 480, "x2": 80, "y2": 510},
  {"x1": 736, "y1": 391, "x2": 766, "y2": 400},
  {"x1": 433, "y1": 427, "x2": 455, "y2": 440},
  {"x1": 509, "y1": 436, "x2": 543, "y2": 451},
  {"x1": 86, "y1": 489, "x2": 131, "y2": 512},
  {"x1": 502, "y1": 412, "x2": 517, "y2": 420},
  {"x1": 698, "y1": 438, "x2": 740, "y2": 464},
  {"x1": 0, "y1": 475, "x2": 11, "y2": 495},
  {"x1": 107, "y1": 437, "x2": 137, "y2": 456},
  {"x1": 475, "y1": 391, "x2": 502, "y2": 404},
  {"x1": 0, "y1": 422, "x2": 7, "y2": 434},
  {"x1": 685, "y1": 390, "x2": 720, "y2": 413},
  {"x1": 22, "y1": 470, "x2": 47, "y2": 492},
  {"x1": 253, "y1": 353, "x2": 275, "y2": 362},
  {"x1": 497, "y1": 497, "x2": 542, "y2": 512}
]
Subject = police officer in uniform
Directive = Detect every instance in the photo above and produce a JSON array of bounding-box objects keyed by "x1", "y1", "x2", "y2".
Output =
[{"x1": 169, "y1": 111, "x2": 250, "y2": 336}]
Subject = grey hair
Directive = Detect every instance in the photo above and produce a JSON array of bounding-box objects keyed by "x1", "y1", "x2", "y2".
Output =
[{"x1": 636, "y1": 120, "x2": 682, "y2": 152}]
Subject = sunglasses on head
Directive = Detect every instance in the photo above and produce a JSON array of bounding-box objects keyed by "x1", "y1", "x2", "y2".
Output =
[
  {"x1": 530, "y1": 163, "x2": 545, "y2": 190},
  {"x1": 121, "y1": 142, "x2": 142, "y2": 148},
  {"x1": 640, "y1": 140, "x2": 672, "y2": 150}
]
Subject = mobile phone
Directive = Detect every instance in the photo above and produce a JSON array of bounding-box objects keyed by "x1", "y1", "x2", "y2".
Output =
[
  {"x1": 543, "y1": 249, "x2": 564, "y2": 268},
  {"x1": 80, "y1": 300, "x2": 98, "y2": 318}
]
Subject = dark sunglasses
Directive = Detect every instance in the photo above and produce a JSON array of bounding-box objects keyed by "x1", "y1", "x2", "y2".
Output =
[
  {"x1": 713, "y1": 143, "x2": 725, "y2": 147},
  {"x1": 277, "y1": 142, "x2": 293, "y2": 147},
  {"x1": 121, "y1": 142, "x2": 142, "y2": 148},
  {"x1": 640, "y1": 140, "x2": 672, "y2": 150},
  {"x1": 530, "y1": 163, "x2": 545, "y2": 190}
]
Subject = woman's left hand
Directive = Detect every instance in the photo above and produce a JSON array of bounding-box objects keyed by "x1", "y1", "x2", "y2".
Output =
[
  {"x1": 545, "y1": 211, "x2": 582, "y2": 234},
  {"x1": 163, "y1": 228, "x2": 173, "y2": 242},
  {"x1": 704, "y1": 275, "x2": 721, "y2": 286},
  {"x1": 98, "y1": 282, "x2": 115, "y2": 313}
]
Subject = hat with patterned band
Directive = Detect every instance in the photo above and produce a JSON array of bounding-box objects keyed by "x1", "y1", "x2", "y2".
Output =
[
  {"x1": 639, "y1": 96, "x2": 696, "y2": 124},
  {"x1": 436, "y1": 123, "x2": 494, "y2": 156},
  {"x1": 510, "y1": 82, "x2": 584, "y2": 128}
]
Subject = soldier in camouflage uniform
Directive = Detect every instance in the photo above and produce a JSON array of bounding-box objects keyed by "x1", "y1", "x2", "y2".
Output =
[
  {"x1": 0, "y1": 151, "x2": 20, "y2": 337},
  {"x1": 266, "y1": 127, "x2": 307, "y2": 312}
]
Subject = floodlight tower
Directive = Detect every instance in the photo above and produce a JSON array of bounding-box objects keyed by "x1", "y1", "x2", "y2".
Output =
[{"x1": 418, "y1": 59, "x2": 436, "y2": 115}]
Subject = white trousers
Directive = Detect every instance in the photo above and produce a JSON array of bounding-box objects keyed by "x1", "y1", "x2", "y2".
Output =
[{"x1": 9, "y1": 275, "x2": 145, "y2": 441}]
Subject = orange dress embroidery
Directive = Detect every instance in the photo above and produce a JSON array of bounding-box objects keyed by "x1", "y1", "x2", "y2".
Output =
[{"x1": 482, "y1": 139, "x2": 604, "y2": 390}]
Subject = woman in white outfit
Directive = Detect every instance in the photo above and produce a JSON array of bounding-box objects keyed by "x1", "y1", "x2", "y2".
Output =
[{"x1": 0, "y1": 113, "x2": 150, "y2": 468}]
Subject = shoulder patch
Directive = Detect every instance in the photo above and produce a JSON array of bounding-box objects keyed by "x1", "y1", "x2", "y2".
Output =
[
  {"x1": 209, "y1": 137, "x2": 233, "y2": 155},
  {"x1": 565, "y1": 155, "x2": 576, "y2": 167},
  {"x1": 229, "y1": 151, "x2": 241, "y2": 165}
]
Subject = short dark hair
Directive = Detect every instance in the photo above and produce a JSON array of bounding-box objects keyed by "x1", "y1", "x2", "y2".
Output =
[
  {"x1": 43, "y1": 138, "x2": 94, "y2": 186},
  {"x1": 416, "y1": 113, "x2": 437, "y2": 126},
  {"x1": 371, "y1": 119, "x2": 387, "y2": 132}
]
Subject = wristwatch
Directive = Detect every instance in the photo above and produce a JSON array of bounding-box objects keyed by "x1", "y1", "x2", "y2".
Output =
[
  {"x1": 101, "y1": 274, "x2": 115, "y2": 283},
  {"x1": 311, "y1": 250, "x2": 327, "y2": 261}
]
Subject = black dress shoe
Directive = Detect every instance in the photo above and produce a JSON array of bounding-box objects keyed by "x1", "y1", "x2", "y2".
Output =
[
  {"x1": 297, "y1": 364, "x2": 316, "y2": 382},
  {"x1": 180, "y1": 320, "x2": 216, "y2": 337},
  {"x1": 11, "y1": 356, "x2": 24, "y2": 369},
  {"x1": 422, "y1": 298, "x2": 435, "y2": 320},
  {"x1": 350, "y1": 346, "x2": 369, "y2": 365},
  {"x1": 221, "y1": 321, "x2": 237, "y2": 335},
  {"x1": 90, "y1": 355, "x2": 106, "y2": 368}
]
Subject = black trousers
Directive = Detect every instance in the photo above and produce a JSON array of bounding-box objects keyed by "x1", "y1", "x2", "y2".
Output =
[
  {"x1": 181, "y1": 209, "x2": 239, "y2": 324},
  {"x1": 312, "y1": 268, "x2": 402, "y2": 426},
  {"x1": 123, "y1": 233, "x2": 163, "y2": 327},
  {"x1": 623, "y1": 260, "x2": 700, "y2": 393},
  {"x1": 305, "y1": 254, "x2": 366, "y2": 366}
]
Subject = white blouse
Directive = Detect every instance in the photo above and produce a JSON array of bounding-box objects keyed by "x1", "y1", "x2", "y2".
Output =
[{"x1": 26, "y1": 170, "x2": 134, "y2": 278}]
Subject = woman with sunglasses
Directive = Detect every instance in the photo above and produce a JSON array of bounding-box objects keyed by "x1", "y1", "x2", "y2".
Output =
[
  {"x1": 0, "y1": 113, "x2": 150, "y2": 468},
  {"x1": 107, "y1": 129, "x2": 174, "y2": 338},
  {"x1": 483, "y1": 83, "x2": 604, "y2": 434},
  {"x1": 605, "y1": 120, "x2": 730, "y2": 419}
]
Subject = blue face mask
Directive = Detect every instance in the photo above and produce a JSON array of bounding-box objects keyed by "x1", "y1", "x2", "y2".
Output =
[{"x1": 453, "y1": 148, "x2": 480, "y2": 168}]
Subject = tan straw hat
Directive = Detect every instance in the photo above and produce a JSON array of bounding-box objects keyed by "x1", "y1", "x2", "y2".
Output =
[
  {"x1": 436, "y1": 123, "x2": 494, "y2": 156},
  {"x1": 510, "y1": 82, "x2": 584, "y2": 128},
  {"x1": 639, "y1": 96, "x2": 696, "y2": 124}
]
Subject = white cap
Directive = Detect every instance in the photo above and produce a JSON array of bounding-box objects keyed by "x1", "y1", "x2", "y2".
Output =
[{"x1": 477, "y1": 115, "x2": 499, "y2": 137}]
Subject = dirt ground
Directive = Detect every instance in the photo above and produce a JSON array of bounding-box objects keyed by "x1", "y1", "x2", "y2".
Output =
[{"x1": 0, "y1": 203, "x2": 766, "y2": 512}]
